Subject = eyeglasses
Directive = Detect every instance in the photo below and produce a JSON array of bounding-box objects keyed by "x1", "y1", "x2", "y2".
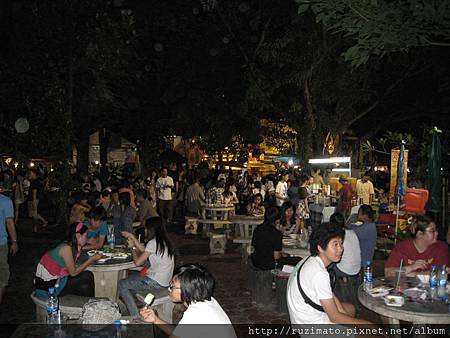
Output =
[{"x1": 168, "y1": 282, "x2": 180, "y2": 291}]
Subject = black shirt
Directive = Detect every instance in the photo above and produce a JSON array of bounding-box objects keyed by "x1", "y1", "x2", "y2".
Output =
[
  {"x1": 251, "y1": 223, "x2": 283, "y2": 270},
  {"x1": 28, "y1": 179, "x2": 43, "y2": 201}
]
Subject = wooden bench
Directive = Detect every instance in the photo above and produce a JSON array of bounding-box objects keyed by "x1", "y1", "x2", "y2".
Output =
[
  {"x1": 136, "y1": 288, "x2": 174, "y2": 323},
  {"x1": 30, "y1": 292, "x2": 93, "y2": 323}
]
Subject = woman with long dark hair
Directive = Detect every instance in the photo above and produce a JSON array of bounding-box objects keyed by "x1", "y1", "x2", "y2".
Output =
[
  {"x1": 34, "y1": 222, "x2": 102, "y2": 299},
  {"x1": 119, "y1": 217, "x2": 175, "y2": 317},
  {"x1": 280, "y1": 201, "x2": 299, "y2": 235}
]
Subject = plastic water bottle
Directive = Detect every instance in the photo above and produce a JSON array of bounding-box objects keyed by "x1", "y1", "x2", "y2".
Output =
[
  {"x1": 438, "y1": 265, "x2": 448, "y2": 299},
  {"x1": 430, "y1": 264, "x2": 438, "y2": 289},
  {"x1": 114, "y1": 320, "x2": 122, "y2": 338},
  {"x1": 109, "y1": 231, "x2": 115, "y2": 249},
  {"x1": 364, "y1": 261, "x2": 373, "y2": 291},
  {"x1": 47, "y1": 287, "x2": 59, "y2": 324}
]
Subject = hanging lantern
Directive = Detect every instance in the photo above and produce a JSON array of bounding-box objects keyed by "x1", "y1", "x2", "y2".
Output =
[{"x1": 15, "y1": 117, "x2": 29, "y2": 133}]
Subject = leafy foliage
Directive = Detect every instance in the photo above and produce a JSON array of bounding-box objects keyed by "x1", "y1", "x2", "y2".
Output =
[{"x1": 296, "y1": 0, "x2": 450, "y2": 66}]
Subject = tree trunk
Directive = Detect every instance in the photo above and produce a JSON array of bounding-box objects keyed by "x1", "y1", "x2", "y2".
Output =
[
  {"x1": 99, "y1": 127, "x2": 109, "y2": 184},
  {"x1": 76, "y1": 126, "x2": 90, "y2": 176},
  {"x1": 300, "y1": 78, "x2": 316, "y2": 162}
]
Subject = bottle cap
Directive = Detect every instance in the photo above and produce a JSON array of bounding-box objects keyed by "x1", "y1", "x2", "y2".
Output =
[
  {"x1": 114, "y1": 319, "x2": 121, "y2": 326},
  {"x1": 366, "y1": 261, "x2": 371, "y2": 266},
  {"x1": 48, "y1": 287, "x2": 55, "y2": 293}
]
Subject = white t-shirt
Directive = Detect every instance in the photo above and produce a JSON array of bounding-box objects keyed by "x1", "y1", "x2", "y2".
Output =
[
  {"x1": 356, "y1": 180, "x2": 374, "y2": 204},
  {"x1": 144, "y1": 239, "x2": 174, "y2": 287},
  {"x1": 337, "y1": 229, "x2": 361, "y2": 275},
  {"x1": 173, "y1": 297, "x2": 237, "y2": 338},
  {"x1": 275, "y1": 181, "x2": 288, "y2": 207},
  {"x1": 287, "y1": 256, "x2": 333, "y2": 324},
  {"x1": 156, "y1": 176, "x2": 174, "y2": 200}
]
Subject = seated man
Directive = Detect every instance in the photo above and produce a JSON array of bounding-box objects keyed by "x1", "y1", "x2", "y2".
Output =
[
  {"x1": 135, "y1": 189, "x2": 157, "y2": 227},
  {"x1": 287, "y1": 223, "x2": 372, "y2": 325},
  {"x1": 251, "y1": 207, "x2": 300, "y2": 270},
  {"x1": 385, "y1": 215, "x2": 449, "y2": 277},
  {"x1": 83, "y1": 206, "x2": 108, "y2": 250}
]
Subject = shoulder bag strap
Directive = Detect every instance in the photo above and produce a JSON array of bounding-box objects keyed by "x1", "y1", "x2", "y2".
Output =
[{"x1": 296, "y1": 256, "x2": 325, "y2": 313}]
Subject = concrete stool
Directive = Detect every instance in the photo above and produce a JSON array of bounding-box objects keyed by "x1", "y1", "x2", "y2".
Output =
[
  {"x1": 208, "y1": 233, "x2": 226, "y2": 254},
  {"x1": 275, "y1": 274, "x2": 289, "y2": 313},
  {"x1": 30, "y1": 292, "x2": 93, "y2": 323},
  {"x1": 136, "y1": 288, "x2": 174, "y2": 323},
  {"x1": 247, "y1": 263, "x2": 273, "y2": 305},
  {"x1": 184, "y1": 217, "x2": 199, "y2": 235}
]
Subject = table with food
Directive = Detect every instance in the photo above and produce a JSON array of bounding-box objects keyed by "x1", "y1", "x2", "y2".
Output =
[{"x1": 80, "y1": 246, "x2": 135, "y2": 301}]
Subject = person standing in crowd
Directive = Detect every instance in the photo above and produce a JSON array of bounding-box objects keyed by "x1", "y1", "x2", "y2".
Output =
[
  {"x1": 337, "y1": 176, "x2": 353, "y2": 220},
  {"x1": 313, "y1": 168, "x2": 325, "y2": 186},
  {"x1": 287, "y1": 223, "x2": 372, "y2": 325},
  {"x1": 275, "y1": 171, "x2": 289, "y2": 207},
  {"x1": 356, "y1": 172, "x2": 375, "y2": 205},
  {"x1": 0, "y1": 183, "x2": 18, "y2": 305},
  {"x1": 13, "y1": 172, "x2": 25, "y2": 225},
  {"x1": 34, "y1": 222, "x2": 101, "y2": 299},
  {"x1": 120, "y1": 217, "x2": 174, "y2": 318},
  {"x1": 140, "y1": 264, "x2": 236, "y2": 338},
  {"x1": 27, "y1": 169, "x2": 48, "y2": 232},
  {"x1": 296, "y1": 174, "x2": 310, "y2": 231},
  {"x1": 385, "y1": 216, "x2": 449, "y2": 277},
  {"x1": 156, "y1": 168, "x2": 174, "y2": 226},
  {"x1": 348, "y1": 204, "x2": 377, "y2": 268},
  {"x1": 185, "y1": 176, "x2": 205, "y2": 216}
]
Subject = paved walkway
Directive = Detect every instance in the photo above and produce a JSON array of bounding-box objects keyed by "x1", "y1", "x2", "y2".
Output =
[{"x1": 0, "y1": 219, "x2": 381, "y2": 325}]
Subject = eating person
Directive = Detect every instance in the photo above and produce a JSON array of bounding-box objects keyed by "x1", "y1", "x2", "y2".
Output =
[
  {"x1": 385, "y1": 215, "x2": 450, "y2": 277},
  {"x1": 119, "y1": 216, "x2": 174, "y2": 317},
  {"x1": 34, "y1": 222, "x2": 102, "y2": 298}
]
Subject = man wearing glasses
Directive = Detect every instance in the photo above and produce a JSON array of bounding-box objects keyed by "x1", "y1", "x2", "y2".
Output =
[{"x1": 140, "y1": 264, "x2": 236, "y2": 338}]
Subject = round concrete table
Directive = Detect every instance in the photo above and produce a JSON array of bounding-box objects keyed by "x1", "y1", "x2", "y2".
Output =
[
  {"x1": 358, "y1": 282, "x2": 450, "y2": 325},
  {"x1": 201, "y1": 204, "x2": 235, "y2": 220},
  {"x1": 84, "y1": 255, "x2": 135, "y2": 302}
]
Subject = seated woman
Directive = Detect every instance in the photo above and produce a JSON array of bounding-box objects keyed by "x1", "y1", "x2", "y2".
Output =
[
  {"x1": 115, "y1": 191, "x2": 136, "y2": 244},
  {"x1": 246, "y1": 193, "x2": 265, "y2": 217},
  {"x1": 280, "y1": 201, "x2": 299, "y2": 235},
  {"x1": 34, "y1": 222, "x2": 102, "y2": 299},
  {"x1": 119, "y1": 217, "x2": 174, "y2": 317},
  {"x1": 385, "y1": 216, "x2": 450, "y2": 277},
  {"x1": 140, "y1": 264, "x2": 236, "y2": 338},
  {"x1": 222, "y1": 183, "x2": 239, "y2": 205}
]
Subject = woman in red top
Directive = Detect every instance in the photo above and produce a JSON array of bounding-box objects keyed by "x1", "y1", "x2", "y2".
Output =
[{"x1": 385, "y1": 216, "x2": 450, "y2": 277}]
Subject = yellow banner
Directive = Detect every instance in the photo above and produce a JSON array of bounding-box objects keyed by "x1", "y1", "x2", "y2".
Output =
[{"x1": 389, "y1": 148, "x2": 408, "y2": 206}]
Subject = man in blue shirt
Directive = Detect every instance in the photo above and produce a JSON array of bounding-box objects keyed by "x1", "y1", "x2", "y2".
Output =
[
  {"x1": 348, "y1": 204, "x2": 377, "y2": 267},
  {"x1": 83, "y1": 206, "x2": 108, "y2": 250},
  {"x1": 0, "y1": 184, "x2": 18, "y2": 304}
]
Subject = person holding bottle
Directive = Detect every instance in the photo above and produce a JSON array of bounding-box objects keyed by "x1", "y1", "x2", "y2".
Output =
[
  {"x1": 34, "y1": 222, "x2": 102, "y2": 299},
  {"x1": 385, "y1": 216, "x2": 450, "y2": 277}
]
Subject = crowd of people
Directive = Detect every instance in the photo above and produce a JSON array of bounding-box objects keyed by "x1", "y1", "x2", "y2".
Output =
[{"x1": 1, "y1": 159, "x2": 449, "y2": 332}]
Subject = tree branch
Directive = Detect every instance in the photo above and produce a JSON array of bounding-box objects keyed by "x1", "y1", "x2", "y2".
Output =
[{"x1": 251, "y1": 18, "x2": 271, "y2": 64}]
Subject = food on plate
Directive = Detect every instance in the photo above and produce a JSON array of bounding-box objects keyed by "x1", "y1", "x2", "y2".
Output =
[{"x1": 87, "y1": 250, "x2": 103, "y2": 256}]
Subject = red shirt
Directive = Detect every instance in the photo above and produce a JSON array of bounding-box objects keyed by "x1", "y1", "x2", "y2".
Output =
[
  {"x1": 385, "y1": 239, "x2": 450, "y2": 271},
  {"x1": 338, "y1": 184, "x2": 353, "y2": 210}
]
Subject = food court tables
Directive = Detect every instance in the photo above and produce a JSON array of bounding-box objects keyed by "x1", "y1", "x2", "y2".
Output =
[
  {"x1": 282, "y1": 245, "x2": 310, "y2": 258},
  {"x1": 230, "y1": 215, "x2": 264, "y2": 264},
  {"x1": 309, "y1": 204, "x2": 336, "y2": 228},
  {"x1": 200, "y1": 204, "x2": 235, "y2": 220},
  {"x1": 81, "y1": 251, "x2": 135, "y2": 302},
  {"x1": 358, "y1": 278, "x2": 450, "y2": 336}
]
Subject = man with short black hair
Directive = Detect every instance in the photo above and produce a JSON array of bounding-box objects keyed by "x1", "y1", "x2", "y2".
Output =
[
  {"x1": 135, "y1": 189, "x2": 157, "y2": 227},
  {"x1": 156, "y1": 168, "x2": 174, "y2": 225},
  {"x1": 275, "y1": 171, "x2": 289, "y2": 207},
  {"x1": 287, "y1": 223, "x2": 372, "y2": 325}
]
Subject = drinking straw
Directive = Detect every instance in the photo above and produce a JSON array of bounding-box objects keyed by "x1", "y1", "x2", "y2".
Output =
[
  {"x1": 138, "y1": 234, "x2": 141, "y2": 242},
  {"x1": 396, "y1": 259, "x2": 403, "y2": 290}
]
